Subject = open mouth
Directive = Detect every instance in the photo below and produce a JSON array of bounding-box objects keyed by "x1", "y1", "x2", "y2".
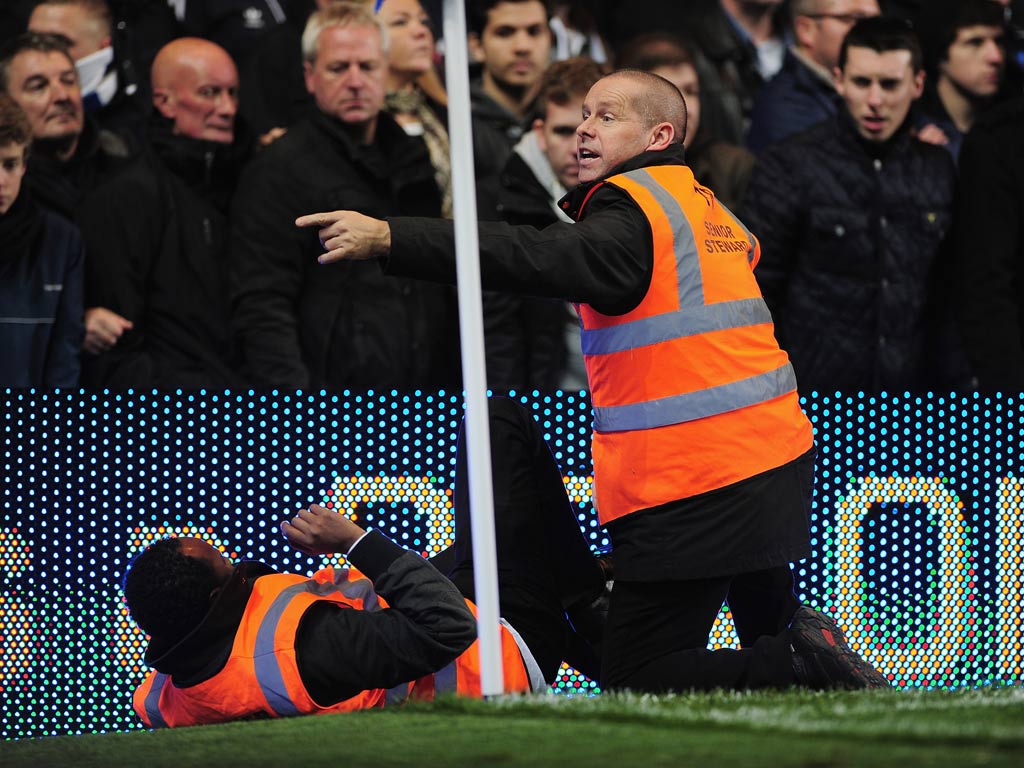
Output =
[{"x1": 579, "y1": 149, "x2": 598, "y2": 160}]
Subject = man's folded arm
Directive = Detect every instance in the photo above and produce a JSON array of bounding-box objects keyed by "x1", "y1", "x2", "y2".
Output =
[{"x1": 295, "y1": 530, "x2": 477, "y2": 706}]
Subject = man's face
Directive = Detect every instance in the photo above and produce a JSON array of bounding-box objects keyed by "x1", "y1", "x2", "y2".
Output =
[
  {"x1": 305, "y1": 24, "x2": 387, "y2": 143},
  {"x1": 177, "y1": 537, "x2": 236, "y2": 588},
  {"x1": 0, "y1": 142, "x2": 28, "y2": 215},
  {"x1": 5, "y1": 49, "x2": 83, "y2": 143},
  {"x1": 650, "y1": 63, "x2": 701, "y2": 147},
  {"x1": 535, "y1": 97, "x2": 583, "y2": 189},
  {"x1": 940, "y1": 25, "x2": 1005, "y2": 99},
  {"x1": 28, "y1": 3, "x2": 111, "y2": 62},
  {"x1": 577, "y1": 76, "x2": 655, "y2": 184},
  {"x1": 798, "y1": 0, "x2": 880, "y2": 71},
  {"x1": 471, "y1": 1, "x2": 551, "y2": 92},
  {"x1": 836, "y1": 46, "x2": 923, "y2": 143},
  {"x1": 156, "y1": 50, "x2": 239, "y2": 143}
]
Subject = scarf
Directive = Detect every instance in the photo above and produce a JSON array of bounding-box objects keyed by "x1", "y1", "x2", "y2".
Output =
[{"x1": 385, "y1": 88, "x2": 453, "y2": 218}]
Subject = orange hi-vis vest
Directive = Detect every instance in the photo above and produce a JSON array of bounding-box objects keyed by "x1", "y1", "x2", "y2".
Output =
[
  {"x1": 578, "y1": 165, "x2": 814, "y2": 525},
  {"x1": 133, "y1": 566, "x2": 531, "y2": 728}
]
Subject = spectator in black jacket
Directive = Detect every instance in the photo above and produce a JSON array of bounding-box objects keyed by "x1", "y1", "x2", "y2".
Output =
[
  {"x1": 954, "y1": 96, "x2": 1024, "y2": 390},
  {"x1": 76, "y1": 37, "x2": 247, "y2": 388},
  {"x1": 743, "y1": 17, "x2": 957, "y2": 393},
  {"x1": 476, "y1": 56, "x2": 604, "y2": 391},
  {"x1": 913, "y1": 0, "x2": 1009, "y2": 161},
  {"x1": 230, "y1": 1, "x2": 460, "y2": 390},
  {"x1": 177, "y1": 0, "x2": 313, "y2": 70},
  {"x1": 0, "y1": 31, "x2": 132, "y2": 221},
  {"x1": 0, "y1": 93, "x2": 83, "y2": 387},
  {"x1": 27, "y1": 0, "x2": 150, "y2": 149},
  {"x1": 467, "y1": 0, "x2": 553, "y2": 175}
]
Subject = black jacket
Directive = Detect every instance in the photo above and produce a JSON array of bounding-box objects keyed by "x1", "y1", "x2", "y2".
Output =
[
  {"x1": 476, "y1": 152, "x2": 572, "y2": 390},
  {"x1": 0, "y1": 192, "x2": 84, "y2": 387},
  {"x1": 742, "y1": 114, "x2": 956, "y2": 393},
  {"x1": 469, "y1": 80, "x2": 524, "y2": 179},
  {"x1": 145, "y1": 531, "x2": 477, "y2": 707},
  {"x1": 954, "y1": 97, "x2": 1024, "y2": 390},
  {"x1": 180, "y1": 0, "x2": 313, "y2": 66},
  {"x1": 24, "y1": 115, "x2": 133, "y2": 222},
  {"x1": 230, "y1": 108, "x2": 460, "y2": 390},
  {"x1": 78, "y1": 116, "x2": 248, "y2": 388}
]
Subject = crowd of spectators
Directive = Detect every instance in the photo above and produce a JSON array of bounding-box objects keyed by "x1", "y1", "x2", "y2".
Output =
[{"x1": 1, "y1": 0, "x2": 1023, "y2": 394}]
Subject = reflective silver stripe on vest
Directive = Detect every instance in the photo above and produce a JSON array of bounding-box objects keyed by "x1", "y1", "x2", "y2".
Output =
[
  {"x1": 252, "y1": 573, "x2": 384, "y2": 716},
  {"x1": 581, "y1": 298, "x2": 772, "y2": 355},
  {"x1": 581, "y1": 167, "x2": 765, "y2": 357},
  {"x1": 630, "y1": 168, "x2": 706, "y2": 308},
  {"x1": 500, "y1": 617, "x2": 544, "y2": 693},
  {"x1": 385, "y1": 682, "x2": 412, "y2": 705},
  {"x1": 144, "y1": 673, "x2": 170, "y2": 728},
  {"x1": 594, "y1": 362, "x2": 797, "y2": 432},
  {"x1": 433, "y1": 658, "x2": 459, "y2": 695}
]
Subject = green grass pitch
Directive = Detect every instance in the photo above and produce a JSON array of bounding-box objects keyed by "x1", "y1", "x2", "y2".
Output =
[{"x1": 6, "y1": 688, "x2": 1024, "y2": 767}]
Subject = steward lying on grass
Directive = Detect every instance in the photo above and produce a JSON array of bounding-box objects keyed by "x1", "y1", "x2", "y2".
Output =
[{"x1": 123, "y1": 398, "x2": 611, "y2": 728}]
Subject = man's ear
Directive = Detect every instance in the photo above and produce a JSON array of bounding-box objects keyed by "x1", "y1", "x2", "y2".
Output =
[
  {"x1": 648, "y1": 121, "x2": 676, "y2": 151},
  {"x1": 468, "y1": 33, "x2": 485, "y2": 63},
  {"x1": 792, "y1": 15, "x2": 816, "y2": 51},
  {"x1": 152, "y1": 88, "x2": 174, "y2": 119},
  {"x1": 531, "y1": 116, "x2": 546, "y2": 146},
  {"x1": 303, "y1": 60, "x2": 315, "y2": 95},
  {"x1": 912, "y1": 68, "x2": 926, "y2": 99}
]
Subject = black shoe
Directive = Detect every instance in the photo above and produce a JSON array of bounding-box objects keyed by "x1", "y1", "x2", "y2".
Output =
[{"x1": 789, "y1": 606, "x2": 890, "y2": 690}]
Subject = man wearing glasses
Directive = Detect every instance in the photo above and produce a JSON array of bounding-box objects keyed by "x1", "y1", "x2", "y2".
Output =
[{"x1": 747, "y1": 0, "x2": 879, "y2": 153}]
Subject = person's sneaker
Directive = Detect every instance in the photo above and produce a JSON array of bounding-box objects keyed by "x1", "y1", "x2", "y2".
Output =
[{"x1": 789, "y1": 606, "x2": 891, "y2": 690}]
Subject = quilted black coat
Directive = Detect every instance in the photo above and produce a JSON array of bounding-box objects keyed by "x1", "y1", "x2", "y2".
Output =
[{"x1": 742, "y1": 113, "x2": 956, "y2": 393}]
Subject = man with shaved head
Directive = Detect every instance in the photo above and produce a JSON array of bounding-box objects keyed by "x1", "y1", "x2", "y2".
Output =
[
  {"x1": 75, "y1": 36, "x2": 247, "y2": 387},
  {"x1": 291, "y1": 69, "x2": 890, "y2": 693}
]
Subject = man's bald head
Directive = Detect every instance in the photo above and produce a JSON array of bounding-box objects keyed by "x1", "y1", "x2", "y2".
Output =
[
  {"x1": 152, "y1": 38, "x2": 239, "y2": 143},
  {"x1": 606, "y1": 69, "x2": 688, "y2": 144}
]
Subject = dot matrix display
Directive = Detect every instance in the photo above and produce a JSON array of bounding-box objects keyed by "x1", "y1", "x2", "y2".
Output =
[{"x1": 2, "y1": 389, "x2": 1022, "y2": 739}]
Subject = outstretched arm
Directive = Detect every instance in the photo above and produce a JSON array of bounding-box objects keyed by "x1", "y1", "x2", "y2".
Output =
[{"x1": 297, "y1": 187, "x2": 654, "y2": 316}]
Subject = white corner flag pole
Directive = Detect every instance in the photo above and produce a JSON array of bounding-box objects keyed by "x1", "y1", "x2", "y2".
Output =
[{"x1": 440, "y1": 0, "x2": 505, "y2": 695}]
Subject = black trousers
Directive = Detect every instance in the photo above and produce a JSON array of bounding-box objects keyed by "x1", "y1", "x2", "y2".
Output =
[
  {"x1": 432, "y1": 397, "x2": 606, "y2": 684},
  {"x1": 601, "y1": 567, "x2": 799, "y2": 691}
]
